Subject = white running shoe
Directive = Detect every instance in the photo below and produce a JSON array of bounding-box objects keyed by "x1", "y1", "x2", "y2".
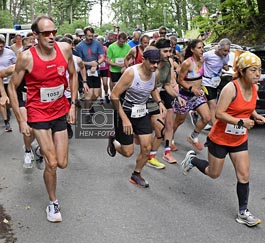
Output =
[
  {"x1": 236, "y1": 209, "x2": 261, "y2": 227},
  {"x1": 23, "y1": 151, "x2": 34, "y2": 169},
  {"x1": 181, "y1": 150, "x2": 196, "y2": 175},
  {"x1": 46, "y1": 203, "x2": 62, "y2": 223}
]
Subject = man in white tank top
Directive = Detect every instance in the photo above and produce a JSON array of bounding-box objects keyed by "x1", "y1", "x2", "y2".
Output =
[{"x1": 107, "y1": 46, "x2": 166, "y2": 188}]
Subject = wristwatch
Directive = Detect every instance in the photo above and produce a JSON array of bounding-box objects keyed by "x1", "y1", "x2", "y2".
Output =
[
  {"x1": 71, "y1": 100, "x2": 78, "y2": 106},
  {"x1": 237, "y1": 119, "x2": 244, "y2": 128}
]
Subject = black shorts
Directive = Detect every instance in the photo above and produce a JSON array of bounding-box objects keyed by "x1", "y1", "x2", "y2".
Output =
[
  {"x1": 100, "y1": 69, "x2": 109, "y2": 78},
  {"x1": 207, "y1": 137, "x2": 248, "y2": 159},
  {"x1": 87, "y1": 76, "x2": 101, "y2": 89},
  {"x1": 18, "y1": 99, "x2": 26, "y2": 107},
  {"x1": 28, "y1": 115, "x2": 67, "y2": 133},
  {"x1": 110, "y1": 72, "x2": 122, "y2": 83},
  {"x1": 146, "y1": 98, "x2": 160, "y2": 116},
  {"x1": 114, "y1": 110, "x2": 152, "y2": 145},
  {"x1": 205, "y1": 86, "x2": 218, "y2": 101},
  {"x1": 160, "y1": 90, "x2": 174, "y2": 109}
]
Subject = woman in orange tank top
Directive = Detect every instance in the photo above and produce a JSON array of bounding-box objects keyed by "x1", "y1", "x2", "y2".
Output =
[{"x1": 180, "y1": 52, "x2": 265, "y2": 227}]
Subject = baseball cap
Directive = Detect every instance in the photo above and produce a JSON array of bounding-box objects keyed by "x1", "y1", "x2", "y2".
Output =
[{"x1": 75, "y1": 28, "x2": 84, "y2": 36}]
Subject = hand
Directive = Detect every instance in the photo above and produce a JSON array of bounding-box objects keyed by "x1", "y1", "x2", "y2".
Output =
[
  {"x1": 19, "y1": 121, "x2": 32, "y2": 137},
  {"x1": 176, "y1": 96, "x2": 186, "y2": 107},
  {"x1": 242, "y1": 118, "x2": 255, "y2": 130},
  {"x1": 122, "y1": 117, "x2": 133, "y2": 135},
  {"x1": 159, "y1": 103, "x2": 167, "y2": 119},
  {"x1": 0, "y1": 95, "x2": 9, "y2": 106},
  {"x1": 192, "y1": 87, "x2": 203, "y2": 97},
  {"x1": 83, "y1": 83, "x2": 90, "y2": 93},
  {"x1": 253, "y1": 115, "x2": 265, "y2": 125},
  {"x1": 67, "y1": 106, "x2": 76, "y2": 125}
]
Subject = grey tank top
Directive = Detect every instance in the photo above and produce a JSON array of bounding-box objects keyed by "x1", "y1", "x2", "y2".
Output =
[{"x1": 123, "y1": 65, "x2": 155, "y2": 108}]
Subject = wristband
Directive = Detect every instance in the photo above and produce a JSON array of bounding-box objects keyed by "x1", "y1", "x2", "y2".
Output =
[
  {"x1": 188, "y1": 86, "x2": 192, "y2": 92},
  {"x1": 157, "y1": 100, "x2": 164, "y2": 105},
  {"x1": 96, "y1": 61, "x2": 99, "y2": 65},
  {"x1": 82, "y1": 80, "x2": 87, "y2": 84}
]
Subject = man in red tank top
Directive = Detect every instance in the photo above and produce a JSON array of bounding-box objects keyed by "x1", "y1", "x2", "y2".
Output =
[{"x1": 8, "y1": 15, "x2": 78, "y2": 223}]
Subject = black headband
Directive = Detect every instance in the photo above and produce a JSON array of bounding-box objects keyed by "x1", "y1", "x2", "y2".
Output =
[
  {"x1": 143, "y1": 49, "x2": 160, "y2": 61},
  {"x1": 156, "y1": 41, "x2": 171, "y2": 49}
]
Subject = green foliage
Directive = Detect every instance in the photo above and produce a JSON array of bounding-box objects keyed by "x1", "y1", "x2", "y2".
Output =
[{"x1": 0, "y1": 10, "x2": 13, "y2": 28}]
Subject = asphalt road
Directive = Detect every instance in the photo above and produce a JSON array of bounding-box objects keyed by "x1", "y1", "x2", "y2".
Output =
[{"x1": 0, "y1": 114, "x2": 265, "y2": 243}]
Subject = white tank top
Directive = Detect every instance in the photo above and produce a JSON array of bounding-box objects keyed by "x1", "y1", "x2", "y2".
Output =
[{"x1": 123, "y1": 64, "x2": 155, "y2": 106}]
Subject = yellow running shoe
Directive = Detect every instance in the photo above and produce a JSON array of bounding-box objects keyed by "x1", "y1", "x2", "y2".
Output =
[{"x1": 147, "y1": 157, "x2": 166, "y2": 169}]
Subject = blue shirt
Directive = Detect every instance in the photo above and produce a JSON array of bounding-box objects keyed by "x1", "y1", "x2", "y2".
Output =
[
  {"x1": 76, "y1": 39, "x2": 104, "y2": 69},
  {"x1": 128, "y1": 40, "x2": 139, "y2": 48}
]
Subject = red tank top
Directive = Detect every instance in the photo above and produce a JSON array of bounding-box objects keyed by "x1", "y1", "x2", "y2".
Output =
[
  {"x1": 134, "y1": 46, "x2": 143, "y2": 64},
  {"x1": 208, "y1": 79, "x2": 257, "y2": 146},
  {"x1": 25, "y1": 42, "x2": 70, "y2": 122}
]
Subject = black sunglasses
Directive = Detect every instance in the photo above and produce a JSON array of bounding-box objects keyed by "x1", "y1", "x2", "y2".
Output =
[
  {"x1": 38, "y1": 30, "x2": 57, "y2": 37},
  {"x1": 159, "y1": 32, "x2": 166, "y2": 35}
]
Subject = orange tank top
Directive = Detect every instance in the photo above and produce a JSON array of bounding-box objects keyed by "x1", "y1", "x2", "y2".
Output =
[{"x1": 208, "y1": 79, "x2": 257, "y2": 146}]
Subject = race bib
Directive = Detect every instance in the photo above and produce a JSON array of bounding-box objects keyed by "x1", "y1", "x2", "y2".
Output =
[
  {"x1": 40, "y1": 84, "x2": 64, "y2": 102},
  {"x1": 100, "y1": 62, "x2": 106, "y2": 68},
  {"x1": 115, "y1": 58, "x2": 124, "y2": 65},
  {"x1": 87, "y1": 69, "x2": 98, "y2": 77},
  {"x1": 225, "y1": 123, "x2": 246, "y2": 135},
  {"x1": 211, "y1": 76, "x2": 221, "y2": 88},
  {"x1": 131, "y1": 104, "x2": 147, "y2": 118}
]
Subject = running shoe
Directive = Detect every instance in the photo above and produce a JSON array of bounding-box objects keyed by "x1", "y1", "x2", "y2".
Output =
[
  {"x1": 162, "y1": 152, "x2": 177, "y2": 164},
  {"x1": 107, "y1": 135, "x2": 116, "y2": 157},
  {"x1": 181, "y1": 150, "x2": 196, "y2": 175},
  {"x1": 33, "y1": 145, "x2": 45, "y2": 170},
  {"x1": 105, "y1": 95, "x2": 110, "y2": 104},
  {"x1": 187, "y1": 136, "x2": 203, "y2": 151},
  {"x1": 5, "y1": 122, "x2": 12, "y2": 132},
  {"x1": 23, "y1": 151, "x2": 34, "y2": 169},
  {"x1": 130, "y1": 174, "x2": 149, "y2": 188},
  {"x1": 170, "y1": 143, "x2": 178, "y2": 151},
  {"x1": 236, "y1": 209, "x2": 261, "y2": 227},
  {"x1": 147, "y1": 158, "x2": 166, "y2": 169},
  {"x1": 203, "y1": 123, "x2": 212, "y2": 130},
  {"x1": 98, "y1": 98, "x2": 104, "y2": 105},
  {"x1": 189, "y1": 110, "x2": 199, "y2": 128},
  {"x1": 46, "y1": 202, "x2": 62, "y2": 223}
]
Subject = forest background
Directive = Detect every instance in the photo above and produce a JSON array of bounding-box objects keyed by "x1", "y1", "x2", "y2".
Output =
[{"x1": 0, "y1": 0, "x2": 264, "y2": 46}]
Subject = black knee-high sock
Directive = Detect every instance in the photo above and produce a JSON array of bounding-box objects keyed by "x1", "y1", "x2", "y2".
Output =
[
  {"x1": 237, "y1": 181, "x2": 249, "y2": 213},
  {"x1": 191, "y1": 157, "x2": 209, "y2": 174}
]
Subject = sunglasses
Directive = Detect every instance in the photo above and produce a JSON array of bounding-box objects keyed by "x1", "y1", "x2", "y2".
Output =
[
  {"x1": 160, "y1": 32, "x2": 166, "y2": 35},
  {"x1": 38, "y1": 30, "x2": 57, "y2": 37},
  {"x1": 149, "y1": 60, "x2": 160, "y2": 64}
]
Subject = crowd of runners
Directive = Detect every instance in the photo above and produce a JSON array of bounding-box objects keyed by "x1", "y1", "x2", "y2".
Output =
[{"x1": 0, "y1": 15, "x2": 264, "y2": 227}]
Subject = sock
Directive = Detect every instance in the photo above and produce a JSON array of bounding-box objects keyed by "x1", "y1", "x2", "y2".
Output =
[
  {"x1": 50, "y1": 199, "x2": 59, "y2": 205},
  {"x1": 191, "y1": 157, "x2": 209, "y2": 174},
  {"x1": 164, "y1": 140, "x2": 171, "y2": 155},
  {"x1": 237, "y1": 181, "x2": 249, "y2": 213},
  {"x1": 25, "y1": 149, "x2": 31, "y2": 153},
  {"x1": 164, "y1": 147, "x2": 171, "y2": 155},
  {"x1": 4, "y1": 120, "x2": 8, "y2": 125},
  {"x1": 191, "y1": 130, "x2": 199, "y2": 139},
  {"x1": 149, "y1": 150, "x2": 157, "y2": 160},
  {"x1": 132, "y1": 171, "x2": 140, "y2": 176}
]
